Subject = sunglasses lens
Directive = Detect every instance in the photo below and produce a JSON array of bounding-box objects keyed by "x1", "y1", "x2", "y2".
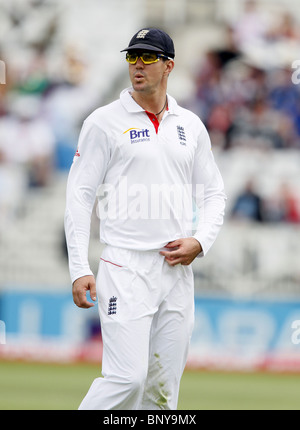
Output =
[
  {"x1": 126, "y1": 52, "x2": 159, "y2": 64},
  {"x1": 126, "y1": 53, "x2": 137, "y2": 64},
  {"x1": 141, "y1": 53, "x2": 158, "y2": 64}
]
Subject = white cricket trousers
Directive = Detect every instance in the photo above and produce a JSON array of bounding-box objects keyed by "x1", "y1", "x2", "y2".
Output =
[{"x1": 78, "y1": 245, "x2": 195, "y2": 410}]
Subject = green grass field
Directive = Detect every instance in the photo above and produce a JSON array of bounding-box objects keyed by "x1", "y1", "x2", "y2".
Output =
[{"x1": 0, "y1": 361, "x2": 300, "y2": 410}]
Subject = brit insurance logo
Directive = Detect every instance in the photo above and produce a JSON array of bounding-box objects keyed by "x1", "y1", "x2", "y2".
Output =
[{"x1": 123, "y1": 127, "x2": 150, "y2": 144}]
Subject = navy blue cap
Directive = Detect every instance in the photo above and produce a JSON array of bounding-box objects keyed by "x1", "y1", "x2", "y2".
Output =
[{"x1": 121, "y1": 28, "x2": 175, "y2": 59}]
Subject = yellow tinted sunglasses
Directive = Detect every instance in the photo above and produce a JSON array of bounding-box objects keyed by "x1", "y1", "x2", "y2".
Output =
[{"x1": 126, "y1": 52, "x2": 172, "y2": 65}]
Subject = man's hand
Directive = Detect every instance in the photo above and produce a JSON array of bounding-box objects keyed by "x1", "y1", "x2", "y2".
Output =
[
  {"x1": 160, "y1": 238, "x2": 202, "y2": 266},
  {"x1": 72, "y1": 275, "x2": 97, "y2": 309}
]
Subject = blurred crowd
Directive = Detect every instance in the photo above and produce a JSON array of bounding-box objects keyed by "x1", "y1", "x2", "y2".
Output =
[
  {"x1": 0, "y1": 0, "x2": 100, "y2": 229},
  {"x1": 231, "y1": 179, "x2": 300, "y2": 223},
  {"x1": 190, "y1": 1, "x2": 300, "y2": 152},
  {"x1": 0, "y1": 0, "x2": 300, "y2": 230},
  {"x1": 186, "y1": 0, "x2": 300, "y2": 224}
]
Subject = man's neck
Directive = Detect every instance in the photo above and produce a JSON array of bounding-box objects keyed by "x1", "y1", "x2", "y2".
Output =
[{"x1": 131, "y1": 90, "x2": 167, "y2": 116}]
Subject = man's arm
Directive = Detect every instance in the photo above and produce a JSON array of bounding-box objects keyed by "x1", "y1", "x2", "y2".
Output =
[
  {"x1": 191, "y1": 124, "x2": 226, "y2": 257},
  {"x1": 161, "y1": 124, "x2": 226, "y2": 266},
  {"x1": 64, "y1": 120, "x2": 110, "y2": 307}
]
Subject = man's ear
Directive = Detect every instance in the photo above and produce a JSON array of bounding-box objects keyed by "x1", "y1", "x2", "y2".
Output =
[{"x1": 164, "y1": 60, "x2": 174, "y2": 76}]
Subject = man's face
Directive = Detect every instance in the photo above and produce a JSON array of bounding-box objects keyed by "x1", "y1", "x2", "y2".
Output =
[{"x1": 128, "y1": 51, "x2": 173, "y2": 95}]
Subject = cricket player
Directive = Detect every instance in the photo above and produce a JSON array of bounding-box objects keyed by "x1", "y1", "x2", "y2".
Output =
[{"x1": 64, "y1": 28, "x2": 226, "y2": 410}]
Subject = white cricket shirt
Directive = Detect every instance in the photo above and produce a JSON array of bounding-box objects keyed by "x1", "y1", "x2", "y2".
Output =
[{"x1": 65, "y1": 88, "x2": 226, "y2": 283}]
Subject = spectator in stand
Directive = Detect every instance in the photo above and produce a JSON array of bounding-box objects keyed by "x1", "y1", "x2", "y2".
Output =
[
  {"x1": 264, "y1": 182, "x2": 300, "y2": 223},
  {"x1": 228, "y1": 96, "x2": 298, "y2": 150},
  {"x1": 279, "y1": 183, "x2": 300, "y2": 223},
  {"x1": 231, "y1": 179, "x2": 265, "y2": 222},
  {"x1": 268, "y1": 68, "x2": 300, "y2": 143},
  {"x1": 267, "y1": 11, "x2": 300, "y2": 43},
  {"x1": 232, "y1": 0, "x2": 268, "y2": 50},
  {"x1": 211, "y1": 25, "x2": 241, "y2": 69},
  {"x1": 0, "y1": 95, "x2": 56, "y2": 187}
]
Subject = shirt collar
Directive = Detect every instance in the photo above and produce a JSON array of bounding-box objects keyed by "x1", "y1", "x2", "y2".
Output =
[{"x1": 120, "y1": 87, "x2": 180, "y2": 116}]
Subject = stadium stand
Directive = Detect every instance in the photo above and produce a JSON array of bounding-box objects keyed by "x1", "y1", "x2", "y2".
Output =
[
  {"x1": 0, "y1": 1, "x2": 300, "y2": 370},
  {"x1": 0, "y1": 0, "x2": 300, "y2": 296}
]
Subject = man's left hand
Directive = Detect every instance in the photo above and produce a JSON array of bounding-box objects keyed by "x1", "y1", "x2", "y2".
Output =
[{"x1": 160, "y1": 238, "x2": 202, "y2": 266}]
